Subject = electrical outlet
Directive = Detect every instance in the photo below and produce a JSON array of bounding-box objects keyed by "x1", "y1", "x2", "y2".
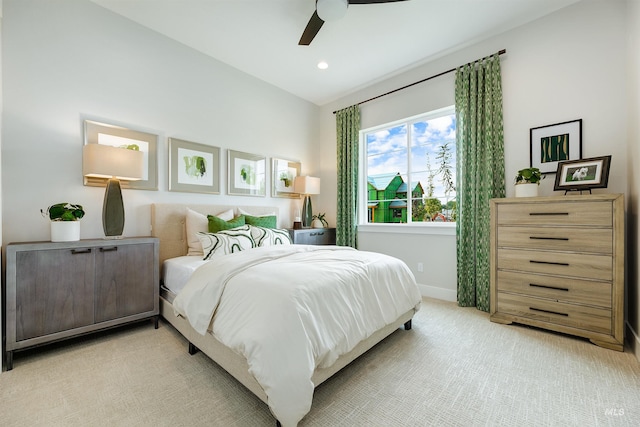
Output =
[{"x1": 417, "y1": 262, "x2": 423, "y2": 272}]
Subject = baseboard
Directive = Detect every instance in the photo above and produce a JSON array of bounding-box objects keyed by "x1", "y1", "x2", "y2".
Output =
[
  {"x1": 626, "y1": 322, "x2": 640, "y2": 363},
  {"x1": 418, "y1": 283, "x2": 457, "y2": 302}
]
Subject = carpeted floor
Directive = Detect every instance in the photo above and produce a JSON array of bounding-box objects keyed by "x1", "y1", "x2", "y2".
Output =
[{"x1": 1, "y1": 297, "x2": 639, "y2": 426}]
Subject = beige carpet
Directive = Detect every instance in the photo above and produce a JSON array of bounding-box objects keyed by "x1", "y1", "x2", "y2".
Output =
[{"x1": 1, "y1": 297, "x2": 639, "y2": 426}]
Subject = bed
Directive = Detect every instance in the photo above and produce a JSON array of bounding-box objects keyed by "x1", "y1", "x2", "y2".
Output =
[{"x1": 150, "y1": 203, "x2": 422, "y2": 426}]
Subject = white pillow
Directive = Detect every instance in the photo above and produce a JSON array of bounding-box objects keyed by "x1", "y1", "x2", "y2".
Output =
[
  {"x1": 186, "y1": 207, "x2": 234, "y2": 256},
  {"x1": 238, "y1": 207, "x2": 276, "y2": 217},
  {"x1": 197, "y1": 226, "x2": 255, "y2": 260},
  {"x1": 249, "y1": 226, "x2": 292, "y2": 247}
]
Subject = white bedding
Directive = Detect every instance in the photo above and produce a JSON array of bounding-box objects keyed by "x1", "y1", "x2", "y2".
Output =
[
  {"x1": 162, "y1": 255, "x2": 208, "y2": 294},
  {"x1": 173, "y1": 245, "x2": 421, "y2": 426}
]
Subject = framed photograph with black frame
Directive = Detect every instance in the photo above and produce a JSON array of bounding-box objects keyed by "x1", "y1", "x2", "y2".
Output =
[
  {"x1": 228, "y1": 150, "x2": 266, "y2": 197},
  {"x1": 168, "y1": 138, "x2": 220, "y2": 194},
  {"x1": 553, "y1": 155, "x2": 611, "y2": 193},
  {"x1": 530, "y1": 119, "x2": 582, "y2": 174}
]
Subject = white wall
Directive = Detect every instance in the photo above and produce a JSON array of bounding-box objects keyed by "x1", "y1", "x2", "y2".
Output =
[
  {"x1": 319, "y1": 0, "x2": 629, "y2": 303},
  {"x1": 626, "y1": 0, "x2": 640, "y2": 361},
  {"x1": 1, "y1": 0, "x2": 320, "y2": 246}
]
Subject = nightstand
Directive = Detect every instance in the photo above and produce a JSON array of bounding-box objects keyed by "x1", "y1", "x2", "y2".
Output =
[
  {"x1": 4, "y1": 237, "x2": 159, "y2": 370},
  {"x1": 288, "y1": 228, "x2": 336, "y2": 245}
]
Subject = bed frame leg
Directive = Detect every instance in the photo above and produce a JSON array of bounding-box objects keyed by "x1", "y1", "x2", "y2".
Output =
[
  {"x1": 188, "y1": 342, "x2": 199, "y2": 355},
  {"x1": 404, "y1": 319, "x2": 412, "y2": 330}
]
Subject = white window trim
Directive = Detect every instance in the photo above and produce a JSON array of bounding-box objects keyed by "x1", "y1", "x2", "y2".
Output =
[{"x1": 359, "y1": 105, "x2": 456, "y2": 228}]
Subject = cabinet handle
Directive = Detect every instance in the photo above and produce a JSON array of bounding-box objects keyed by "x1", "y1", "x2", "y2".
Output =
[
  {"x1": 71, "y1": 248, "x2": 92, "y2": 255},
  {"x1": 100, "y1": 247, "x2": 118, "y2": 252},
  {"x1": 529, "y1": 260, "x2": 569, "y2": 266},
  {"x1": 529, "y1": 307, "x2": 569, "y2": 317},
  {"x1": 529, "y1": 283, "x2": 569, "y2": 292},
  {"x1": 529, "y1": 212, "x2": 569, "y2": 216},
  {"x1": 529, "y1": 236, "x2": 569, "y2": 241}
]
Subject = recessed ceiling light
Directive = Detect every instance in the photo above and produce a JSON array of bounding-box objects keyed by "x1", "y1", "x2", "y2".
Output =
[{"x1": 317, "y1": 61, "x2": 329, "y2": 70}]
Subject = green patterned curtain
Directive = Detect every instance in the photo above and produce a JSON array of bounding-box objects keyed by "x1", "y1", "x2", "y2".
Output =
[
  {"x1": 336, "y1": 105, "x2": 361, "y2": 248},
  {"x1": 455, "y1": 54, "x2": 505, "y2": 311}
]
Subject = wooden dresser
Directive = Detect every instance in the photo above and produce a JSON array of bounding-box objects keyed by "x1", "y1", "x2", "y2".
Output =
[
  {"x1": 4, "y1": 237, "x2": 160, "y2": 370},
  {"x1": 490, "y1": 194, "x2": 624, "y2": 351}
]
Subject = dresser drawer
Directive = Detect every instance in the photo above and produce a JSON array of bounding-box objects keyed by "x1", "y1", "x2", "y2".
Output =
[
  {"x1": 497, "y1": 293, "x2": 612, "y2": 335},
  {"x1": 497, "y1": 248, "x2": 612, "y2": 281},
  {"x1": 497, "y1": 226, "x2": 612, "y2": 254},
  {"x1": 497, "y1": 201, "x2": 612, "y2": 227},
  {"x1": 496, "y1": 270, "x2": 612, "y2": 308}
]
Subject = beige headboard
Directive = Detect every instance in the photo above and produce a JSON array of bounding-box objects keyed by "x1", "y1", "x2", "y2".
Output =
[{"x1": 150, "y1": 203, "x2": 280, "y2": 268}]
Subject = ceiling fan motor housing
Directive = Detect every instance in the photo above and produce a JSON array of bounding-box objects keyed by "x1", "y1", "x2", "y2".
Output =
[{"x1": 316, "y1": 0, "x2": 349, "y2": 21}]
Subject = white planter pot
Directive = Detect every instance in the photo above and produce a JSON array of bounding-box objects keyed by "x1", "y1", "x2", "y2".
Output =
[
  {"x1": 515, "y1": 183, "x2": 539, "y2": 198},
  {"x1": 311, "y1": 219, "x2": 324, "y2": 228},
  {"x1": 51, "y1": 221, "x2": 81, "y2": 242}
]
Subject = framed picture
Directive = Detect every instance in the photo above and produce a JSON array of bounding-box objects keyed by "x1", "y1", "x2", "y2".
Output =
[
  {"x1": 272, "y1": 158, "x2": 301, "y2": 198},
  {"x1": 530, "y1": 119, "x2": 582, "y2": 174},
  {"x1": 168, "y1": 138, "x2": 220, "y2": 194},
  {"x1": 228, "y1": 150, "x2": 266, "y2": 197},
  {"x1": 553, "y1": 155, "x2": 611, "y2": 192},
  {"x1": 84, "y1": 119, "x2": 158, "y2": 190}
]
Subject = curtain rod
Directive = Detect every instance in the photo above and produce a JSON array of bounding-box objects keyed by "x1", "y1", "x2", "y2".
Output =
[{"x1": 333, "y1": 49, "x2": 506, "y2": 114}]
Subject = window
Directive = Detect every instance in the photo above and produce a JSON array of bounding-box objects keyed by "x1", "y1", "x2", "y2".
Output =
[{"x1": 361, "y1": 106, "x2": 456, "y2": 225}]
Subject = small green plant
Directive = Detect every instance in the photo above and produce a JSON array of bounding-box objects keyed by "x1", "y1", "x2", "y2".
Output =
[
  {"x1": 515, "y1": 167, "x2": 543, "y2": 185},
  {"x1": 312, "y1": 213, "x2": 328, "y2": 227},
  {"x1": 41, "y1": 203, "x2": 85, "y2": 221}
]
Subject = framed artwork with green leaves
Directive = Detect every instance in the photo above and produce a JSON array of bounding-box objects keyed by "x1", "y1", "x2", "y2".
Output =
[
  {"x1": 530, "y1": 119, "x2": 582, "y2": 174},
  {"x1": 168, "y1": 138, "x2": 220, "y2": 194}
]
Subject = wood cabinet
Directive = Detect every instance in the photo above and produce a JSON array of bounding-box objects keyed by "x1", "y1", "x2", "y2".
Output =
[
  {"x1": 4, "y1": 237, "x2": 159, "y2": 370},
  {"x1": 287, "y1": 228, "x2": 336, "y2": 245},
  {"x1": 490, "y1": 194, "x2": 624, "y2": 351}
]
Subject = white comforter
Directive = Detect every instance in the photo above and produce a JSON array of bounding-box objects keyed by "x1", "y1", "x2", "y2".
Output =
[{"x1": 173, "y1": 245, "x2": 421, "y2": 426}]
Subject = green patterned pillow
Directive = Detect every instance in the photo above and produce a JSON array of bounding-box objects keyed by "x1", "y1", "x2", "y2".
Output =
[
  {"x1": 197, "y1": 226, "x2": 255, "y2": 260},
  {"x1": 249, "y1": 226, "x2": 292, "y2": 247},
  {"x1": 244, "y1": 214, "x2": 277, "y2": 229},
  {"x1": 207, "y1": 214, "x2": 245, "y2": 233}
]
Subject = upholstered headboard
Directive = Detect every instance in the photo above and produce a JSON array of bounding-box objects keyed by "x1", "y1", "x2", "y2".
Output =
[{"x1": 150, "y1": 203, "x2": 280, "y2": 268}]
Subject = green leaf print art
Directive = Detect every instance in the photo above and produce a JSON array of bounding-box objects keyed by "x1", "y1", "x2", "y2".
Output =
[{"x1": 183, "y1": 155, "x2": 207, "y2": 179}]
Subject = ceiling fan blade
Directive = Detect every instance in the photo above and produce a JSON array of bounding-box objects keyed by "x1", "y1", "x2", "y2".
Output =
[
  {"x1": 348, "y1": 0, "x2": 409, "y2": 4},
  {"x1": 299, "y1": 11, "x2": 325, "y2": 46}
]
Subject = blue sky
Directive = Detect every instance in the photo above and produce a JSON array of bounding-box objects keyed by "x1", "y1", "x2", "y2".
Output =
[{"x1": 366, "y1": 113, "x2": 456, "y2": 201}]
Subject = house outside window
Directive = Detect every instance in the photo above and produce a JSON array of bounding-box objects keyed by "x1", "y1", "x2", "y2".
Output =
[{"x1": 361, "y1": 106, "x2": 456, "y2": 225}]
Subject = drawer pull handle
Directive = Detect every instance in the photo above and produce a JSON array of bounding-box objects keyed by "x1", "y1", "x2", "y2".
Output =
[
  {"x1": 529, "y1": 212, "x2": 569, "y2": 216},
  {"x1": 71, "y1": 248, "x2": 92, "y2": 255},
  {"x1": 529, "y1": 283, "x2": 569, "y2": 292},
  {"x1": 529, "y1": 236, "x2": 569, "y2": 241},
  {"x1": 530, "y1": 307, "x2": 569, "y2": 317},
  {"x1": 100, "y1": 247, "x2": 118, "y2": 252},
  {"x1": 310, "y1": 232, "x2": 317, "y2": 236},
  {"x1": 530, "y1": 260, "x2": 569, "y2": 266}
]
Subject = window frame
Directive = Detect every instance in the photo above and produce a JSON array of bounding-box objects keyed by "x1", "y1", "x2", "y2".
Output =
[{"x1": 358, "y1": 105, "x2": 456, "y2": 232}]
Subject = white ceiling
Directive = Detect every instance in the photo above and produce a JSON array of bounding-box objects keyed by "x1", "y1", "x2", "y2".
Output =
[{"x1": 91, "y1": 0, "x2": 581, "y2": 106}]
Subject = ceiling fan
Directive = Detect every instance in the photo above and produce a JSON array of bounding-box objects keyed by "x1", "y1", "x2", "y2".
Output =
[{"x1": 299, "y1": 0, "x2": 409, "y2": 46}]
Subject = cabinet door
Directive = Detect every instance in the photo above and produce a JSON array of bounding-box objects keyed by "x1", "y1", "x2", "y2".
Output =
[
  {"x1": 15, "y1": 248, "x2": 95, "y2": 341},
  {"x1": 94, "y1": 243, "x2": 155, "y2": 322}
]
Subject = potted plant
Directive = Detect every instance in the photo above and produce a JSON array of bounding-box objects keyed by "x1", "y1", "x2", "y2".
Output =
[
  {"x1": 311, "y1": 213, "x2": 328, "y2": 228},
  {"x1": 41, "y1": 203, "x2": 85, "y2": 242},
  {"x1": 514, "y1": 167, "x2": 543, "y2": 197}
]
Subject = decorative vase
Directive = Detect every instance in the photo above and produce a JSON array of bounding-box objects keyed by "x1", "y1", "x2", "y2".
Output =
[
  {"x1": 51, "y1": 221, "x2": 80, "y2": 242},
  {"x1": 311, "y1": 218, "x2": 324, "y2": 228},
  {"x1": 515, "y1": 183, "x2": 538, "y2": 198}
]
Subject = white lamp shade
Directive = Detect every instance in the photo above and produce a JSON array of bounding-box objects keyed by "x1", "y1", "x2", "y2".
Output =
[
  {"x1": 317, "y1": 0, "x2": 348, "y2": 21},
  {"x1": 83, "y1": 144, "x2": 144, "y2": 181},
  {"x1": 294, "y1": 176, "x2": 321, "y2": 195}
]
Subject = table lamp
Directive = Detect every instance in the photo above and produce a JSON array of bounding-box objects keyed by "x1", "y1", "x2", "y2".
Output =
[
  {"x1": 294, "y1": 176, "x2": 320, "y2": 228},
  {"x1": 83, "y1": 144, "x2": 144, "y2": 238}
]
